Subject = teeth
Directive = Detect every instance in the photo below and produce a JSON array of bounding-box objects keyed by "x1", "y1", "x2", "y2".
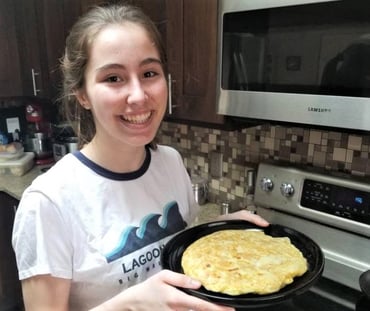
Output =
[{"x1": 122, "y1": 112, "x2": 151, "y2": 124}]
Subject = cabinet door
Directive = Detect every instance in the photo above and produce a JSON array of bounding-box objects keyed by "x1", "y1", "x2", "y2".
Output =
[
  {"x1": 38, "y1": 0, "x2": 82, "y2": 100},
  {"x1": 133, "y1": 0, "x2": 166, "y2": 40},
  {"x1": 0, "y1": 0, "x2": 165, "y2": 99},
  {"x1": 0, "y1": 0, "x2": 63, "y2": 98},
  {"x1": 0, "y1": 192, "x2": 23, "y2": 309},
  {"x1": 0, "y1": 0, "x2": 23, "y2": 96},
  {"x1": 14, "y1": 0, "x2": 47, "y2": 98},
  {"x1": 166, "y1": 0, "x2": 225, "y2": 125},
  {"x1": 11, "y1": 0, "x2": 82, "y2": 99}
]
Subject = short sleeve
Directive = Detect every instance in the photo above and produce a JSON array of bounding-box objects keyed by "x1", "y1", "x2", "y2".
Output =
[{"x1": 12, "y1": 189, "x2": 73, "y2": 280}]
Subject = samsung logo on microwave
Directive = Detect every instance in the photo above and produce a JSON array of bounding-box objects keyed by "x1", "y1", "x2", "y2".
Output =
[{"x1": 308, "y1": 107, "x2": 332, "y2": 113}]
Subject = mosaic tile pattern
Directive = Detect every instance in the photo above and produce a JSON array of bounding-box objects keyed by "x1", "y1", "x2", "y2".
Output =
[{"x1": 157, "y1": 121, "x2": 370, "y2": 210}]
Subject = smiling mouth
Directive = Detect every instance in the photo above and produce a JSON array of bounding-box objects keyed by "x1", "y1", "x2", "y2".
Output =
[{"x1": 121, "y1": 111, "x2": 153, "y2": 124}]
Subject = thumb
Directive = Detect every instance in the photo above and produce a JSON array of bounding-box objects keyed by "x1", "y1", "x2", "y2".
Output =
[
  {"x1": 182, "y1": 276, "x2": 202, "y2": 290},
  {"x1": 160, "y1": 269, "x2": 202, "y2": 289}
]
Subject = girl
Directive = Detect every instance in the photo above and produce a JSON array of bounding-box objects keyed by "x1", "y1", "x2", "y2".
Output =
[{"x1": 12, "y1": 3, "x2": 268, "y2": 310}]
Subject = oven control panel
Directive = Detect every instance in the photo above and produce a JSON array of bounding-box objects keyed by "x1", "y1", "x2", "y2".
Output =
[
  {"x1": 254, "y1": 162, "x2": 370, "y2": 236},
  {"x1": 301, "y1": 179, "x2": 370, "y2": 225}
]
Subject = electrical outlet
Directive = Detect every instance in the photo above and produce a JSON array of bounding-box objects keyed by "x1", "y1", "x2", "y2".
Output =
[
  {"x1": 6, "y1": 117, "x2": 20, "y2": 133},
  {"x1": 210, "y1": 151, "x2": 223, "y2": 178}
]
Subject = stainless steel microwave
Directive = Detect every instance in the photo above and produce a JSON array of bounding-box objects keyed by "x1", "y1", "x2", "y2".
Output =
[{"x1": 217, "y1": 0, "x2": 370, "y2": 131}]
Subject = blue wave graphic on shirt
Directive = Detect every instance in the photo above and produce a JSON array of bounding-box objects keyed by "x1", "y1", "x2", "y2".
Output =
[{"x1": 105, "y1": 201, "x2": 186, "y2": 263}]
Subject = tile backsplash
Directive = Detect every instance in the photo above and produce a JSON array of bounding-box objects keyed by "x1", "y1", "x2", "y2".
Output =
[{"x1": 157, "y1": 121, "x2": 370, "y2": 210}]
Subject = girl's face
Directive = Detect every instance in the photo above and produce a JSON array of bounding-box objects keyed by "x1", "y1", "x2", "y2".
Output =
[{"x1": 77, "y1": 23, "x2": 167, "y2": 149}]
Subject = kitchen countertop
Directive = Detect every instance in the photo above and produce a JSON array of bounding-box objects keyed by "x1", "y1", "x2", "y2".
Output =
[
  {"x1": 0, "y1": 164, "x2": 50, "y2": 199},
  {"x1": 193, "y1": 202, "x2": 221, "y2": 225},
  {"x1": 0, "y1": 165, "x2": 222, "y2": 223}
]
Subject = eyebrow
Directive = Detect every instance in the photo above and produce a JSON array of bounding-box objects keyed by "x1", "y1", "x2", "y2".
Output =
[{"x1": 95, "y1": 57, "x2": 163, "y2": 72}]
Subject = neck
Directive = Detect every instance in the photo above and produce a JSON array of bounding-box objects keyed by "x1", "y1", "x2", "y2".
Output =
[{"x1": 80, "y1": 139, "x2": 147, "y2": 173}]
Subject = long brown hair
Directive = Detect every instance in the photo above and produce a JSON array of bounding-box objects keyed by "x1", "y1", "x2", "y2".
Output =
[{"x1": 60, "y1": 3, "x2": 166, "y2": 148}]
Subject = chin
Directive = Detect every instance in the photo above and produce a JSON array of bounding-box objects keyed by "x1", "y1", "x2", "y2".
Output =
[{"x1": 129, "y1": 136, "x2": 157, "y2": 148}]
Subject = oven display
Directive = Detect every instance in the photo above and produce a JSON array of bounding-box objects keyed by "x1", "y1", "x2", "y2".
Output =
[{"x1": 301, "y1": 179, "x2": 370, "y2": 224}]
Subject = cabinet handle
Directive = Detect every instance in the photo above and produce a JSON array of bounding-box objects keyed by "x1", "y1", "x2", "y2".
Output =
[
  {"x1": 31, "y1": 68, "x2": 41, "y2": 96},
  {"x1": 167, "y1": 73, "x2": 178, "y2": 114}
]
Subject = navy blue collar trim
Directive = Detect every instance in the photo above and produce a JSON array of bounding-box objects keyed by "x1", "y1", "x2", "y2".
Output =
[{"x1": 73, "y1": 147, "x2": 151, "y2": 181}]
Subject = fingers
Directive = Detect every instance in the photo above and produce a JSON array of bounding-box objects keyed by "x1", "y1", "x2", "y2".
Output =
[
  {"x1": 218, "y1": 210, "x2": 269, "y2": 227},
  {"x1": 157, "y1": 270, "x2": 202, "y2": 289},
  {"x1": 243, "y1": 211, "x2": 269, "y2": 226},
  {"x1": 152, "y1": 270, "x2": 235, "y2": 311}
]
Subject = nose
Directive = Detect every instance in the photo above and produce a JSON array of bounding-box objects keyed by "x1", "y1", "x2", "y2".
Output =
[{"x1": 127, "y1": 79, "x2": 146, "y2": 105}]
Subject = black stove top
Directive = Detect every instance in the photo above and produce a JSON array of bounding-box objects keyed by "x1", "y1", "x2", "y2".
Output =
[{"x1": 236, "y1": 278, "x2": 369, "y2": 311}]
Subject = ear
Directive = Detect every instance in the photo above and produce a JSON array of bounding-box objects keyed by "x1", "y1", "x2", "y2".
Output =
[{"x1": 75, "y1": 89, "x2": 91, "y2": 110}]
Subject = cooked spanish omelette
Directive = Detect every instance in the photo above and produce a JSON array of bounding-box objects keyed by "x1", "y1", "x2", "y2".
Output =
[{"x1": 181, "y1": 229, "x2": 308, "y2": 295}]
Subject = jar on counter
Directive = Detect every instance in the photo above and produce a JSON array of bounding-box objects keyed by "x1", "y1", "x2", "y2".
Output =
[
  {"x1": 220, "y1": 202, "x2": 230, "y2": 215},
  {"x1": 191, "y1": 176, "x2": 208, "y2": 205}
]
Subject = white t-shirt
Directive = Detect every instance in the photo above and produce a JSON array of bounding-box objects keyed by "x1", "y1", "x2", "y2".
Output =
[{"x1": 12, "y1": 145, "x2": 198, "y2": 310}]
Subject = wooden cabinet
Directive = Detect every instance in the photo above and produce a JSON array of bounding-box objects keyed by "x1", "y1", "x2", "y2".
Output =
[
  {"x1": 36, "y1": 0, "x2": 82, "y2": 100},
  {"x1": 78, "y1": 0, "x2": 228, "y2": 127},
  {"x1": 0, "y1": 0, "x2": 23, "y2": 97},
  {"x1": 13, "y1": 0, "x2": 45, "y2": 98},
  {"x1": 0, "y1": 192, "x2": 23, "y2": 309},
  {"x1": 165, "y1": 0, "x2": 226, "y2": 126},
  {"x1": 14, "y1": 0, "x2": 81, "y2": 100},
  {"x1": 0, "y1": 0, "x2": 81, "y2": 99},
  {"x1": 0, "y1": 0, "x2": 227, "y2": 126}
]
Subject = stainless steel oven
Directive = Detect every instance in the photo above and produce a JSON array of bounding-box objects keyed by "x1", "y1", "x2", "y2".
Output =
[
  {"x1": 250, "y1": 162, "x2": 370, "y2": 310},
  {"x1": 217, "y1": 0, "x2": 370, "y2": 131}
]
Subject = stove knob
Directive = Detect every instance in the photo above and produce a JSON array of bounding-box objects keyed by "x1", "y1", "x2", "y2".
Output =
[
  {"x1": 280, "y1": 183, "x2": 294, "y2": 197},
  {"x1": 260, "y1": 177, "x2": 274, "y2": 192}
]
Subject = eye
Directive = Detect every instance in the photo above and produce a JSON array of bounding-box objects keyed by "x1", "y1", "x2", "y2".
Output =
[
  {"x1": 143, "y1": 71, "x2": 158, "y2": 78},
  {"x1": 105, "y1": 75, "x2": 122, "y2": 83}
]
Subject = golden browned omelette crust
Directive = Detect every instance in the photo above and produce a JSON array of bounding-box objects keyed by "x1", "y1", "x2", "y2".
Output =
[{"x1": 181, "y1": 230, "x2": 308, "y2": 295}]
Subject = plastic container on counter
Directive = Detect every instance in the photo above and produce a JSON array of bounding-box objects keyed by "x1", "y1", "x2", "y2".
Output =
[
  {"x1": 0, "y1": 142, "x2": 24, "y2": 162},
  {"x1": 0, "y1": 152, "x2": 35, "y2": 176}
]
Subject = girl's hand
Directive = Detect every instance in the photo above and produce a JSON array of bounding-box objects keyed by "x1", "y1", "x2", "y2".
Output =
[
  {"x1": 217, "y1": 209, "x2": 269, "y2": 227},
  {"x1": 99, "y1": 269, "x2": 235, "y2": 311}
]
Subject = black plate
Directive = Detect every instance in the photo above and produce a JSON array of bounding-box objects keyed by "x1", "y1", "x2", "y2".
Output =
[{"x1": 161, "y1": 220, "x2": 324, "y2": 309}]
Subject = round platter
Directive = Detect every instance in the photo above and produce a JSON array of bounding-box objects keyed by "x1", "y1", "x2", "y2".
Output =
[{"x1": 161, "y1": 220, "x2": 324, "y2": 309}]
